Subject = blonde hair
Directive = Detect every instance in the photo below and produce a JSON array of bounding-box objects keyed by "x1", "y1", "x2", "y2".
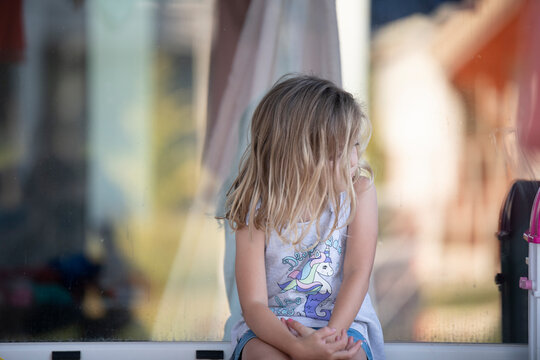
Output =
[{"x1": 224, "y1": 75, "x2": 372, "y2": 247}]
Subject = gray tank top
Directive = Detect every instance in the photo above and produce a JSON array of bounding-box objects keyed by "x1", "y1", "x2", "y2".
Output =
[{"x1": 231, "y1": 193, "x2": 385, "y2": 359}]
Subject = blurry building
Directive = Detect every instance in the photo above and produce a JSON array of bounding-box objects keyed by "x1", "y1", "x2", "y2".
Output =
[{"x1": 371, "y1": 0, "x2": 531, "y2": 342}]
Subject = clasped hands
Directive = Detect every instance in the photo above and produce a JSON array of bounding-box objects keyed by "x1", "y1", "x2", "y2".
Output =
[{"x1": 280, "y1": 318, "x2": 363, "y2": 360}]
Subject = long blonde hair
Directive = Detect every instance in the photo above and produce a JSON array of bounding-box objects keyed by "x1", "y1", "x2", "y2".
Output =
[{"x1": 223, "y1": 75, "x2": 372, "y2": 247}]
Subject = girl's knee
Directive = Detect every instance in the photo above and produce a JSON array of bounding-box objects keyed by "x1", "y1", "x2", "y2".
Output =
[{"x1": 242, "y1": 337, "x2": 290, "y2": 360}]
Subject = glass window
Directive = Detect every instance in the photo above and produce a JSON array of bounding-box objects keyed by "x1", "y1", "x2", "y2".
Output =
[
  {"x1": 1, "y1": 0, "x2": 221, "y2": 342},
  {"x1": 369, "y1": 0, "x2": 540, "y2": 343},
  {"x1": 0, "y1": 0, "x2": 538, "y2": 348}
]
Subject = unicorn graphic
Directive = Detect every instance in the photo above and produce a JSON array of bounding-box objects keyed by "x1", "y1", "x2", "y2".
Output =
[{"x1": 278, "y1": 245, "x2": 334, "y2": 320}]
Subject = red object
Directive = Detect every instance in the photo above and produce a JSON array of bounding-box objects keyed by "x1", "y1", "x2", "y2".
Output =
[{"x1": 0, "y1": 0, "x2": 25, "y2": 63}]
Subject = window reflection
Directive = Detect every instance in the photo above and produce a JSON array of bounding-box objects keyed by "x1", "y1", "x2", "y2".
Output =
[
  {"x1": 0, "y1": 0, "x2": 217, "y2": 341},
  {"x1": 1, "y1": 0, "x2": 539, "y2": 345},
  {"x1": 371, "y1": 0, "x2": 539, "y2": 343}
]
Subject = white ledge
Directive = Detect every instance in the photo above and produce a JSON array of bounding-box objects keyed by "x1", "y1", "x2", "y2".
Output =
[{"x1": 0, "y1": 341, "x2": 529, "y2": 360}]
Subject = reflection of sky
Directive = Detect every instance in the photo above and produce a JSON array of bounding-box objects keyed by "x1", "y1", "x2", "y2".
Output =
[{"x1": 371, "y1": 0, "x2": 463, "y2": 32}]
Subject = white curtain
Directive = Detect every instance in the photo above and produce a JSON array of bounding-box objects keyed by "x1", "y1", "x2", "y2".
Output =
[{"x1": 153, "y1": 0, "x2": 342, "y2": 341}]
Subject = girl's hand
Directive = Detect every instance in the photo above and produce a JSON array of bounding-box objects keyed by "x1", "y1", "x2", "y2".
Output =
[
  {"x1": 285, "y1": 319, "x2": 363, "y2": 360},
  {"x1": 280, "y1": 318, "x2": 313, "y2": 337}
]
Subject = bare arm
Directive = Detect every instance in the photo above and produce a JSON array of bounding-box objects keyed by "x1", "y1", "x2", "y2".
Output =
[
  {"x1": 328, "y1": 180, "x2": 378, "y2": 333},
  {"x1": 236, "y1": 226, "x2": 350, "y2": 359},
  {"x1": 235, "y1": 226, "x2": 299, "y2": 352}
]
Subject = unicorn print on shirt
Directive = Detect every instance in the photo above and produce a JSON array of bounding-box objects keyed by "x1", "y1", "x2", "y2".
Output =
[{"x1": 277, "y1": 244, "x2": 334, "y2": 320}]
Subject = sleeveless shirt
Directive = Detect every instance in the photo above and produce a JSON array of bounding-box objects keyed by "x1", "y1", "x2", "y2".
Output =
[{"x1": 230, "y1": 193, "x2": 386, "y2": 359}]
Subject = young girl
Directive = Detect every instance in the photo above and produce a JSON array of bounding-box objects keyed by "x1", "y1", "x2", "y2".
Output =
[{"x1": 224, "y1": 75, "x2": 385, "y2": 360}]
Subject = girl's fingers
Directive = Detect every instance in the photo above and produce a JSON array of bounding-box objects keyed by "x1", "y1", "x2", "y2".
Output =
[
  {"x1": 326, "y1": 330, "x2": 349, "y2": 352},
  {"x1": 314, "y1": 326, "x2": 337, "y2": 339},
  {"x1": 327, "y1": 329, "x2": 344, "y2": 344},
  {"x1": 344, "y1": 336, "x2": 355, "y2": 350},
  {"x1": 336, "y1": 329, "x2": 347, "y2": 346},
  {"x1": 281, "y1": 318, "x2": 300, "y2": 337},
  {"x1": 286, "y1": 318, "x2": 316, "y2": 337},
  {"x1": 331, "y1": 340, "x2": 363, "y2": 359}
]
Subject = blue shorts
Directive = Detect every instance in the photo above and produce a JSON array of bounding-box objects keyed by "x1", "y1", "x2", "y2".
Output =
[{"x1": 231, "y1": 327, "x2": 373, "y2": 360}]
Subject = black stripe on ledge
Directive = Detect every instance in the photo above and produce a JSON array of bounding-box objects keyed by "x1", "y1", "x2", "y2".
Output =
[
  {"x1": 52, "y1": 351, "x2": 81, "y2": 360},
  {"x1": 196, "y1": 349, "x2": 225, "y2": 359}
]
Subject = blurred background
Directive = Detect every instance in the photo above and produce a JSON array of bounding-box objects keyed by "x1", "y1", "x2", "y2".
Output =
[{"x1": 0, "y1": 0, "x2": 539, "y2": 344}]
